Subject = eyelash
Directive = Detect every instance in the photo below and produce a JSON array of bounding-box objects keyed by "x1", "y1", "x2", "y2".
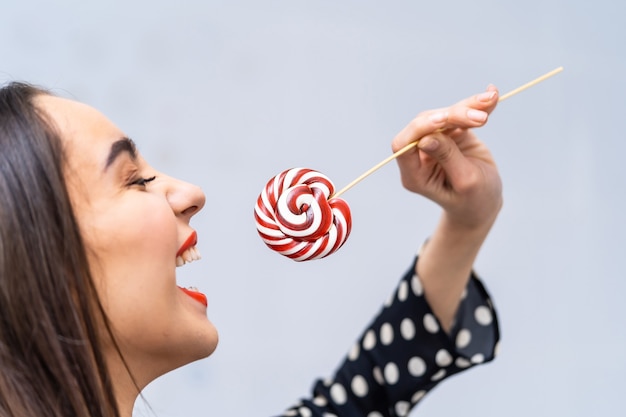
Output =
[{"x1": 129, "y1": 176, "x2": 156, "y2": 188}]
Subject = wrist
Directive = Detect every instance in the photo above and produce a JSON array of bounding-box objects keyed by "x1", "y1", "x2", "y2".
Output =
[
  {"x1": 442, "y1": 195, "x2": 502, "y2": 233},
  {"x1": 437, "y1": 205, "x2": 500, "y2": 249}
]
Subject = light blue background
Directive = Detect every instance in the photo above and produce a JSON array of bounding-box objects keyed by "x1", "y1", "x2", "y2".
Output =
[{"x1": 2, "y1": 1, "x2": 624, "y2": 416}]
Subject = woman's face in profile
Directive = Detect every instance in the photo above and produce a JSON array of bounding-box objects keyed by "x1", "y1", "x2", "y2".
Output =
[{"x1": 35, "y1": 94, "x2": 218, "y2": 382}]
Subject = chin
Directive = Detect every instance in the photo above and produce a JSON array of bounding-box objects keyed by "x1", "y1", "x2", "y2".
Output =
[
  {"x1": 155, "y1": 331, "x2": 219, "y2": 381},
  {"x1": 200, "y1": 328, "x2": 219, "y2": 358},
  {"x1": 186, "y1": 323, "x2": 220, "y2": 363}
]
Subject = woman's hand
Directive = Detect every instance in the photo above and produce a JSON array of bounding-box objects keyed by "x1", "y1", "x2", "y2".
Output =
[
  {"x1": 392, "y1": 85, "x2": 502, "y2": 230},
  {"x1": 392, "y1": 86, "x2": 503, "y2": 331}
]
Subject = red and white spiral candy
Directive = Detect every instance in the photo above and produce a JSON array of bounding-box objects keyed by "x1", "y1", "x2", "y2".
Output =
[{"x1": 254, "y1": 168, "x2": 352, "y2": 261}]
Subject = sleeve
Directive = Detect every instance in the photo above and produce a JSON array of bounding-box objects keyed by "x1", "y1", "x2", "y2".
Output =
[{"x1": 274, "y1": 256, "x2": 500, "y2": 417}]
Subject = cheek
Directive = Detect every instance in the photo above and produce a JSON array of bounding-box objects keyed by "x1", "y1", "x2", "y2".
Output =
[
  {"x1": 91, "y1": 200, "x2": 175, "y2": 261},
  {"x1": 81, "y1": 196, "x2": 178, "y2": 312}
]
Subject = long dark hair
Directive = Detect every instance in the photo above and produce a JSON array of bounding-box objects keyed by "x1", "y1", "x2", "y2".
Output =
[{"x1": 0, "y1": 82, "x2": 120, "y2": 416}]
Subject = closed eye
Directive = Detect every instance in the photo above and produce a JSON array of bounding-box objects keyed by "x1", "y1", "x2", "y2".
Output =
[{"x1": 129, "y1": 176, "x2": 156, "y2": 187}]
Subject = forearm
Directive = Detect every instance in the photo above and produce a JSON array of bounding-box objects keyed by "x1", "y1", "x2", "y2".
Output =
[{"x1": 417, "y1": 209, "x2": 499, "y2": 332}]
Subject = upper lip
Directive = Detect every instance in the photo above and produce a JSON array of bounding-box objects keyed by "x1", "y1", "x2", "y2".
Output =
[{"x1": 176, "y1": 231, "x2": 198, "y2": 257}]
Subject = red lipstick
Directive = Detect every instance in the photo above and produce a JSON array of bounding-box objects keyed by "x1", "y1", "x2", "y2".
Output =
[
  {"x1": 179, "y1": 286, "x2": 208, "y2": 307},
  {"x1": 177, "y1": 231, "x2": 198, "y2": 257}
]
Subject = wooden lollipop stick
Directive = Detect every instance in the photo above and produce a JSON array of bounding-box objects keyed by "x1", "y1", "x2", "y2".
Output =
[
  {"x1": 497, "y1": 66, "x2": 563, "y2": 101},
  {"x1": 330, "y1": 66, "x2": 563, "y2": 199}
]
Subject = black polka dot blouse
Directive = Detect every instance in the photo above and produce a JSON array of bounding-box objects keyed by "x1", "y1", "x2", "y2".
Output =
[{"x1": 277, "y1": 256, "x2": 500, "y2": 417}]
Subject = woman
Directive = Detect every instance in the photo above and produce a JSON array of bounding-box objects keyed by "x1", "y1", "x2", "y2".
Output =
[{"x1": 0, "y1": 82, "x2": 501, "y2": 417}]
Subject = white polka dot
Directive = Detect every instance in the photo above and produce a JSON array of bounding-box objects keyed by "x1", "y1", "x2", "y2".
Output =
[
  {"x1": 298, "y1": 407, "x2": 312, "y2": 417},
  {"x1": 474, "y1": 306, "x2": 493, "y2": 326},
  {"x1": 283, "y1": 410, "x2": 298, "y2": 416},
  {"x1": 398, "y1": 280, "x2": 409, "y2": 301},
  {"x1": 460, "y1": 287, "x2": 468, "y2": 300},
  {"x1": 423, "y1": 313, "x2": 439, "y2": 333},
  {"x1": 323, "y1": 413, "x2": 338, "y2": 417},
  {"x1": 330, "y1": 383, "x2": 347, "y2": 405},
  {"x1": 400, "y1": 318, "x2": 416, "y2": 340},
  {"x1": 407, "y1": 356, "x2": 426, "y2": 377},
  {"x1": 395, "y1": 401, "x2": 411, "y2": 416},
  {"x1": 313, "y1": 396, "x2": 327, "y2": 407},
  {"x1": 456, "y1": 329, "x2": 472, "y2": 349},
  {"x1": 363, "y1": 330, "x2": 376, "y2": 350},
  {"x1": 435, "y1": 349, "x2": 453, "y2": 367},
  {"x1": 411, "y1": 390, "x2": 427, "y2": 403},
  {"x1": 384, "y1": 362, "x2": 400, "y2": 385},
  {"x1": 471, "y1": 353, "x2": 485, "y2": 364},
  {"x1": 373, "y1": 366, "x2": 385, "y2": 385},
  {"x1": 367, "y1": 412, "x2": 383, "y2": 417},
  {"x1": 431, "y1": 369, "x2": 446, "y2": 381},
  {"x1": 348, "y1": 342, "x2": 360, "y2": 361},
  {"x1": 494, "y1": 341, "x2": 501, "y2": 357},
  {"x1": 351, "y1": 375, "x2": 369, "y2": 397},
  {"x1": 455, "y1": 357, "x2": 471, "y2": 368},
  {"x1": 380, "y1": 323, "x2": 394, "y2": 345},
  {"x1": 411, "y1": 274, "x2": 423, "y2": 296}
]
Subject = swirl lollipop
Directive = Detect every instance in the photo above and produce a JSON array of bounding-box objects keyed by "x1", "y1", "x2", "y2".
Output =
[
  {"x1": 255, "y1": 168, "x2": 352, "y2": 261},
  {"x1": 254, "y1": 68, "x2": 563, "y2": 261}
]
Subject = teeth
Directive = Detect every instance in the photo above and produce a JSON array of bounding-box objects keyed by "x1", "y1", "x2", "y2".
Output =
[{"x1": 176, "y1": 246, "x2": 202, "y2": 267}]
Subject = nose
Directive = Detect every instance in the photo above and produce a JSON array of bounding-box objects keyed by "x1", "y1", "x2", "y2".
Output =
[{"x1": 163, "y1": 175, "x2": 206, "y2": 220}]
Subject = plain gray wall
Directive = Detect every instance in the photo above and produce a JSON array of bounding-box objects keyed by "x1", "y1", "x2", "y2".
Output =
[{"x1": 2, "y1": 0, "x2": 624, "y2": 416}]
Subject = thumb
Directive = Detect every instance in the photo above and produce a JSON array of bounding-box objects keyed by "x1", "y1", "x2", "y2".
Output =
[{"x1": 417, "y1": 133, "x2": 474, "y2": 190}]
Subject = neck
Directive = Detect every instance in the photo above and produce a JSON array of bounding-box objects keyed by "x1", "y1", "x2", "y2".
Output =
[{"x1": 106, "y1": 352, "x2": 144, "y2": 417}]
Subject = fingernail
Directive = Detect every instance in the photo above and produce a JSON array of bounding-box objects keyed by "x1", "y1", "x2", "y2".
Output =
[
  {"x1": 418, "y1": 136, "x2": 439, "y2": 152},
  {"x1": 428, "y1": 111, "x2": 448, "y2": 123},
  {"x1": 467, "y1": 109, "x2": 487, "y2": 122},
  {"x1": 477, "y1": 91, "x2": 496, "y2": 102}
]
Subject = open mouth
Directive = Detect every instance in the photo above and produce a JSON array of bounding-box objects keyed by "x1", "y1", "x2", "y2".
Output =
[{"x1": 176, "y1": 231, "x2": 207, "y2": 307}]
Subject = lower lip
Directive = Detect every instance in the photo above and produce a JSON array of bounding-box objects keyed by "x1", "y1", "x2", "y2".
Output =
[{"x1": 179, "y1": 286, "x2": 208, "y2": 307}]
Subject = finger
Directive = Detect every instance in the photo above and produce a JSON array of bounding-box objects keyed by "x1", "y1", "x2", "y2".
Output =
[
  {"x1": 455, "y1": 84, "x2": 500, "y2": 112},
  {"x1": 391, "y1": 110, "x2": 449, "y2": 153},
  {"x1": 391, "y1": 85, "x2": 499, "y2": 153},
  {"x1": 416, "y1": 132, "x2": 476, "y2": 191},
  {"x1": 440, "y1": 85, "x2": 501, "y2": 130}
]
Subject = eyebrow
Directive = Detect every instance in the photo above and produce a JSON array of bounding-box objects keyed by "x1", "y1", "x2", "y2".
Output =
[{"x1": 105, "y1": 137, "x2": 138, "y2": 170}]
